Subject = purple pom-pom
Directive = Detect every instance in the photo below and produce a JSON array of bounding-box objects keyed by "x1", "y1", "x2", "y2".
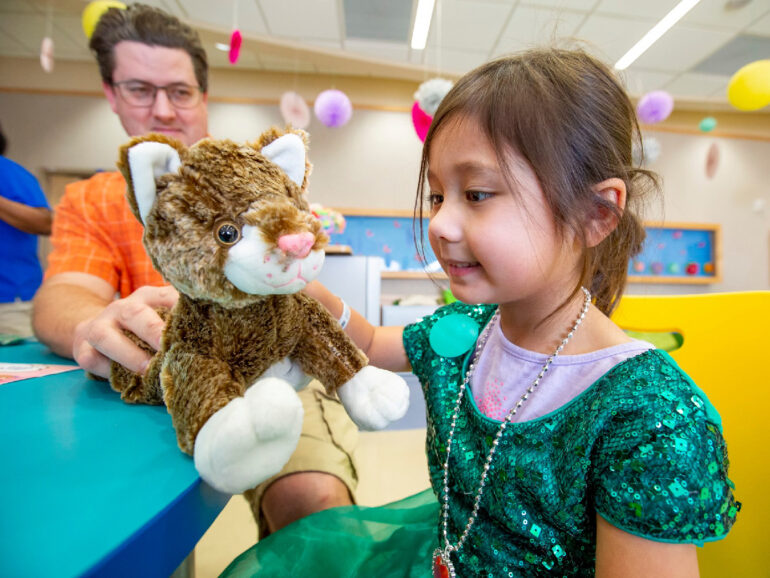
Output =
[
  {"x1": 314, "y1": 89, "x2": 353, "y2": 127},
  {"x1": 636, "y1": 91, "x2": 674, "y2": 124}
]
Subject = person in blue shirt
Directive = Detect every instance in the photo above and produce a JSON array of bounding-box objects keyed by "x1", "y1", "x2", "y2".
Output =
[{"x1": 0, "y1": 125, "x2": 52, "y2": 337}]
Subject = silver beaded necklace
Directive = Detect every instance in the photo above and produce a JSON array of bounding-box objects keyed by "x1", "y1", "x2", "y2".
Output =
[{"x1": 432, "y1": 287, "x2": 592, "y2": 578}]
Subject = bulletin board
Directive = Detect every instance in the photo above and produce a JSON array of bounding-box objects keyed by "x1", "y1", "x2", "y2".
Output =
[
  {"x1": 329, "y1": 210, "x2": 721, "y2": 285},
  {"x1": 628, "y1": 222, "x2": 721, "y2": 284},
  {"x1": 327, "y1": 209, "x2": 438, "y2": 277}
]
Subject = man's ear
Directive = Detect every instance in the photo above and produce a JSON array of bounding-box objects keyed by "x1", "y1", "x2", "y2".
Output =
[
  {"x1": 586, "y1": 178, "x2": 627, "y2": 248},
  {"x1": 103, "y1": 82, "x2": 119, "y2": 114}
]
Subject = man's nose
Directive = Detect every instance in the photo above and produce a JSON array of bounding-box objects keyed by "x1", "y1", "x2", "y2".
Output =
[{"x1": 152, "y1": 88, "x2": 176, "y2": 119}]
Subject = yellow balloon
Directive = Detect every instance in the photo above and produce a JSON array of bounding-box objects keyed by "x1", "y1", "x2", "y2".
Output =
[
  {"x1": 727, "y1": 59, "x2": 770, "y2": 112},
  {"x1": 82, "y1": 1, "x2": 127, "y2": 39}
]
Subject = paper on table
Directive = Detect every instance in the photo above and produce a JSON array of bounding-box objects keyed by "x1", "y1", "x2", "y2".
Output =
[{"x1": 0, "y1": 362, "x2": 80, "y2": 385}]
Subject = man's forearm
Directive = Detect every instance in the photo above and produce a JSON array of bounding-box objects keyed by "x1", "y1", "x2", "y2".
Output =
[
  {"x1": 0, "y1": 195, "x2": 52, "y2": 235},
  {"x1": 33, "y1": 282, "x2": 110, "y2": 358}
]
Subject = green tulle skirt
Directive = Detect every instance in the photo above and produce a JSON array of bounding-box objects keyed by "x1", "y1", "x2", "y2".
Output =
[{"x1": 221, "y1": 489, "x2": 439, "y2": 578}]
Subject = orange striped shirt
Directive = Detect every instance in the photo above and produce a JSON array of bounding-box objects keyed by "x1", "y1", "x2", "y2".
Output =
[{"x1": 45, "y1": 171, "x2": 166, "y2": 297}]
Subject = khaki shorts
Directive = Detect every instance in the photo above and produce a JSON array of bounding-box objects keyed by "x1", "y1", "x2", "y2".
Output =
[
  {"x1": 0, "y1": 300, "x2": 34, "y2": 338},
  {"x1": 244, "y1": 380, "x2": 359, "y2": 538}
]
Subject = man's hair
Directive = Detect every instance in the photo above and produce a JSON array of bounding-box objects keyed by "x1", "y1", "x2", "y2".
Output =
[{"x1": 89, "y1": 3, "x2": 208, "y2": 92}]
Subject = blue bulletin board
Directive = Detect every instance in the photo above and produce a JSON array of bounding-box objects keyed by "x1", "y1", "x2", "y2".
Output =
[
  {"x1": 329, "y1": 211, "x2": 721, "y2": 284},
  {"x1": 628, "y1": 223, "x2": 721, "y2": 284},
  {"x1": 328, "y1": 211, "x2": 438, "y2": 273}
]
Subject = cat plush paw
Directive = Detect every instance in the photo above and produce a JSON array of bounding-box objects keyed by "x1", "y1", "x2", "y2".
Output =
[
  {"x1": 193, "y1": 376, "x2": 303, "y2": 494},
  {"x1": 337, "y1": 367, "x2": 409, "y2": 431}
]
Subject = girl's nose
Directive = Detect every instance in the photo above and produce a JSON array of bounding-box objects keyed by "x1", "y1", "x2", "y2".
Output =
[
  {"x1": 278, "y1": 232, "x2": 315, "y2": 258},
  {"x1": 428, "y1": 202, "x2": 462, "y2": 243}
]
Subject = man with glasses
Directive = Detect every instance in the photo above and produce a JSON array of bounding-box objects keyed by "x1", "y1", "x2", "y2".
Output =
[{"x1": 33, "y1": 2, "x2": 360, "y2": 540}]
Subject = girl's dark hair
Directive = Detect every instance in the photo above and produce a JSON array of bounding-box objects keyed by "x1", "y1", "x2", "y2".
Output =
[
  {"x1": 416, "y1": 48, "x2": 659, "y2": 315},
  {"x1": 89, "y1": 3, "x2": 208, "y2": 92}
]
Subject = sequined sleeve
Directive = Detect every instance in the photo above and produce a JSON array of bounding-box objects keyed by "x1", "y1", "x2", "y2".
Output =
[{"x1": 592, "y1": 351, "x2": 740, "y2": 545}]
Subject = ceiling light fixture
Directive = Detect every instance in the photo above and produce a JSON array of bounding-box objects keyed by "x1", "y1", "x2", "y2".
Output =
[
  {"x1": 411, "y1": 0, "x2": 436, "y2": 50},
  {"x1": 215, "y1": 42, "x2": 230, "y2": 52},
  {"x1": 615, "y1": 0, "x2": 702, "y2": 70}
]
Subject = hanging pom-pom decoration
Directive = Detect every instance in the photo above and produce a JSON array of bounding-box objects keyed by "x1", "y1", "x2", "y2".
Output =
[
  {"x1": 82, "y1": 1, "x2": 126, "y2": 39},
  {"x1": 411, "y1": 78, "x2": 452, "y2": 142},
  {"x1": 632, "y1": 136, "x2": 661, "y2": 166},
  {"x1": 705, "y1": 142, "x2": 720, "y2": 179},
  {"x1": 228, "y1": 29, "x2": 242, "y2": 65},
  {"x1": 411, "y1": 102, "x2": 432, "y2": 142},
  {"x1": 727, "y1": 59, "x2": 770, "y2": 112},
  {"x1": 414, "y1": 78, "x2": 453, "y2": 116},
  {"x1": 699, "y1": 116, "x2": 717, "y2": 132},
  {"x1": 280, "y1": 91, "x2": 311, "y2": 129},
  {"x1": 314, "y1": 89, "x2": 352, "y2": 128},
  {"x1": 40, "y1": 37, "x2": 54, "y2": 73},
  {"x1": 636, "y1": 91, "x2": 674, "y2": 124}
]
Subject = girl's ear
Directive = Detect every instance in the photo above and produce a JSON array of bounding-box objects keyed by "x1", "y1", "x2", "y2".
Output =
[{"x1": 586, "y1": 178, "x2": 627, "y2": 248}]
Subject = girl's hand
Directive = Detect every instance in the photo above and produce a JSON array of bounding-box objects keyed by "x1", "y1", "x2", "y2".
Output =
[{"x1": 595, "y1": 514, "x2": 699, "y2": 577}]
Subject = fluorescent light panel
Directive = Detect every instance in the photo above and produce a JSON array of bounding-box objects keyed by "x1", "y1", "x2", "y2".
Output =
[
  {"x1": 615, "y1": 0, "x2": 702, "y2": 70},
  {"x1": 411, "y1": 0, "x2": 436, "y2": 50}
]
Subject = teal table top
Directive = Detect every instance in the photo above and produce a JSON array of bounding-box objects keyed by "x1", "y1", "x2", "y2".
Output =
[{"x1": 0, "y1": 341, "x2": 230, "y2": 577}]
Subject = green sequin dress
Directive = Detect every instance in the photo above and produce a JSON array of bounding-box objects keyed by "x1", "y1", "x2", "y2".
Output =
[{"x1": 222, "y1": 302, "x2": 739, "y2": 578}]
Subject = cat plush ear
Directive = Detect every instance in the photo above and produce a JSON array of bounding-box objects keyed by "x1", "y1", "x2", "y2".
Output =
[
  {"x1": 261, "y1": 133, "x2": 306, "y2": 187},
  {"x1": 117, "y1": 134, "x2": 185, "y2": 224}
]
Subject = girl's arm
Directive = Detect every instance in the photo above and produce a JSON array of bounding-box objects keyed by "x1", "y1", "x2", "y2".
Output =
[
  {"x1": 304, "y1": 280, "x2": 410, "y2": 372},
  {"x1": 595, "y1": 514, "x2": 699, "y2": 578}
]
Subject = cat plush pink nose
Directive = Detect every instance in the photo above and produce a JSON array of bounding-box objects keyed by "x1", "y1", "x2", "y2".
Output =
[{"x1": 278, "y1": 232, "x2": 315, "y2": 258}]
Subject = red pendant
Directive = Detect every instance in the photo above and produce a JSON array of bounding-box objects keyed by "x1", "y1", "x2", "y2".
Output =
[{"x1": 432, "y1": 549, "x2": 455, "y2": 578}]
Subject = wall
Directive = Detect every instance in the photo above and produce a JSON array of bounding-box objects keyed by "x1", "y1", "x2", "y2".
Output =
[{"x1": 1, "y1": 56, "x2": 768, "y2": 297}]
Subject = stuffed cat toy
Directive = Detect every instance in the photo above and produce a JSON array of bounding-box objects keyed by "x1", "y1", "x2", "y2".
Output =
[{"x1": 109, "y1": 128, "x2": 409, "y2": 494}]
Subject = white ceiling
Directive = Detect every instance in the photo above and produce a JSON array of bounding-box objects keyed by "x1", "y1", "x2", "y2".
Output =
[{"x1": 1, "y1": 0, "x2": 769, "y2": 106}]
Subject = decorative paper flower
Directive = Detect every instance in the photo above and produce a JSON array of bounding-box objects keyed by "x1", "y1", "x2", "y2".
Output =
[
  {"x1": 82, "y1": 0, "x2": 126, "y2": 39},
  {"x1": 280, "y1": 91, "x2": 311, "y2": 129},
  {"x1": 40, "y1": 37, "x2": 54, "y2": 73},
  {"x1": 229, "y1": 29, "x2": 242, "y2": 65},
  {"x1": 636, "y1": 91, "x2": 674, "y2": 124},
  {"x1": 314, "y1": 89, "x2": 353, "y2": 127},
  {"x1": 414, "y1": 78, "x2": 453, "y2": 116},
  {"x1": 310, "y1": 203, "x2": 346, "y2": 235},
  {"x1": 632, "y1": 136, "x2": 661, "y2": 166},
  {"x1": 411, "y1": 101, "x2": 432, "y2": 142}
]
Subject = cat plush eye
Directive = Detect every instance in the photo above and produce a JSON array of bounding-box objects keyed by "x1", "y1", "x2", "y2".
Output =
[{"x1": 216, "y1": 222, "x2": 240, "y2": 245}]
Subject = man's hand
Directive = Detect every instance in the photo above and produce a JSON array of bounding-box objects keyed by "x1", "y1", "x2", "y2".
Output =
[{"x1": 73, "y1": 285, "x2": 179, "y2": 378}]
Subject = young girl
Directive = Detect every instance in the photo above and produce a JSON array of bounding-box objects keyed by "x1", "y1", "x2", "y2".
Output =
[{"x1": 224, "y1": 48, "x2": 738, "y2": 577}]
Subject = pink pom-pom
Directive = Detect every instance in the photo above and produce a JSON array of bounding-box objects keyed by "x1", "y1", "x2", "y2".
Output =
[
  {"x1": 314, "y1": 89, "x2": 352, "y2": 127},
  {"x1": 411, "y1": 101, "x2": 432, "y2": 142},
  {"x1": 229, "y1": 29, "x2": 242, "y2": 65},
  {"x1": 280, "y1": 91, "x2": 311, "y2": 129},
  {"x1": 636, "y1": 90, "x2": 674, "y2": 124}
]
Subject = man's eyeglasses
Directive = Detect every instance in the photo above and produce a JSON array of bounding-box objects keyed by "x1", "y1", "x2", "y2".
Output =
[{"x1": 111, "y1": 80, "x2": 203, "y2": 109}]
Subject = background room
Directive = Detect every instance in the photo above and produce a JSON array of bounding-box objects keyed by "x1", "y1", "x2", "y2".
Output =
[{"x1": 1, "y1": 0, "x2": 768, "y2": 576}]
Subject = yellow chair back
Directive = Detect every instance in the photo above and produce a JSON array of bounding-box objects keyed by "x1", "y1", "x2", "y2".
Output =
[{"x1": 612, "y1": 291, "x2": 770, "y2": 577}]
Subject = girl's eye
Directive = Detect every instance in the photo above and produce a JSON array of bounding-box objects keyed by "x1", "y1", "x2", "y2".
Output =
[
  {"x1": 466, "y1": 190, "x2": 493, "y2": 202},
  {"x1": 428, "y1": 193, "x2": 444, "y2": 207},
  {"x1": 215, "y1": 222, "x2": 240, "y2": 246}
]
